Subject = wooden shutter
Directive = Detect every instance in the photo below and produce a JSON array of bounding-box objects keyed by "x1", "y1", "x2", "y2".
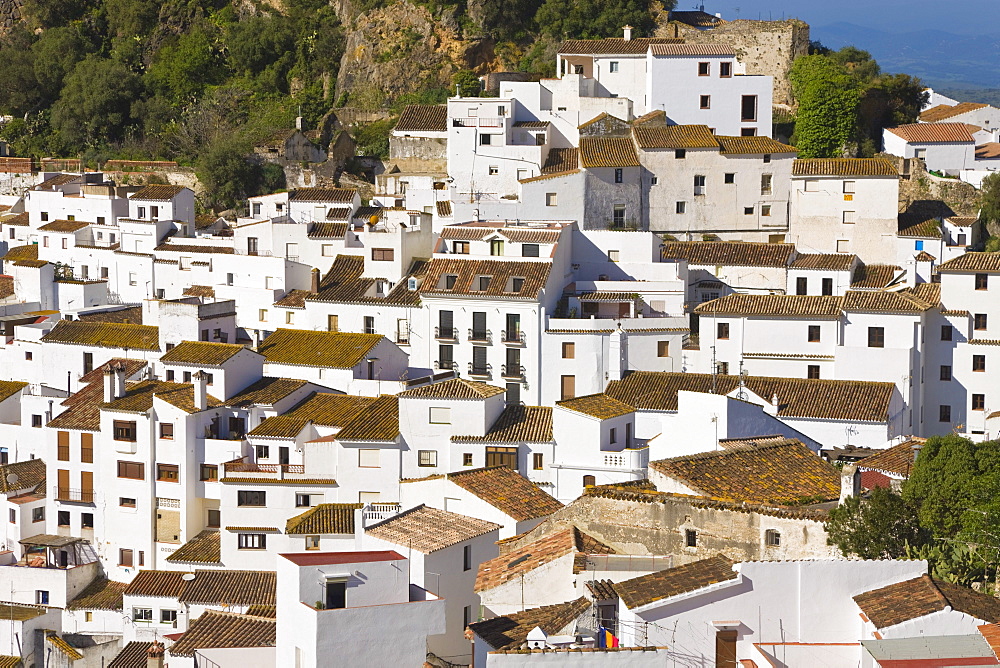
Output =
[
  {"x1": 560, "y1": 375, "x2": 575, "y2": 401},
  {"x1": 80, "y1": 433, "x2": 94, "y2": 463},
  {"x1": 327, "y1": 315, "x2": 339, "y2": 332},
  {"x1": 473, "y1": 346, "x2": 487, "y2": 369},
  {"x1": 57, "y1": 469, "x2": 69, "y2": 498},
  {"x1": 81, "y1": 471, "x2": 94, "y2": 502},
  {"x1": 57, "y1": 432, "x2": 70, "y2": 461},
  {"x1": 715, "y1": 630, "x2": 737, "y2": 668},
  {"x1": 439, "y1": 310, "x2": 453, "y2": 330},
  {"x1": 472, "y1": 312, "x2": 486, "y2": 333}
]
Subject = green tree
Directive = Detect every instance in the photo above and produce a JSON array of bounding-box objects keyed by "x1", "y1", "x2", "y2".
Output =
[
  {"x1": 903, "y1": 435, "x2": 985, "y2": 537},
  {"x1": 452, "y1": 70, "x2": 482, "y2": 97},
  {"x1": 0, "y1": 27, "x2": 41, "y2": 116},
  {"x1": 31, "y1": 27, "x2": 94, "y2": 104},
  {"x1": 147, "y1": 26, "x2": 224, "y2": 103},
  {"x1": 981, "y1": 173, "x2": 1000, "y2": 227},
  {"x1": 102, "y1": 0, "x2": 161, "y2": 38},
  {"x1": 20, "y1": 0, "x2": 91, "y2": 28},
  {"x1": 51, "y1": 56, "x2": 141, "y2": 147},
  {"x1": 535, "y1": 0, "x2": 665, "y2": 40},
  {"x1": 789, "y1": 54, "x2": 862, "y2": 158},
  {"x1": 195, "y1": 138, "x2": 257, "y2": 210},
  {"x1": 826, "y1": 487, "x2": 928, "y2": 559}
]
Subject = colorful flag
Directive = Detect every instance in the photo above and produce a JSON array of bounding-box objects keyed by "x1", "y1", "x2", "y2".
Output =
[{"x1": 597, "y1": 627, "x2": 619, "y2": 648}]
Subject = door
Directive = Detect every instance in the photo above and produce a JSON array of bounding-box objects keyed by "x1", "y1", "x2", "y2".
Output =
[
  {"x1": 327, "y1": 315, "x2": 339, "y2": 332},
  {"x1": 247, "y1": 237, "x2": 258, "y2": 255},
  {"x1": 560, "y1": 375, "x2": 575, "y2": 401},
  {"x1": 506, "y1": 313, "x2": 520, "y2": 338},
  {"x1": 279, "y1": 447, "x2": 290, "y2": 466},
  {"x1": 57, "y1": 469, "x2": 70, "y2": 500},
  {"x1": 439, "y1": 310, "x2": 454, "y2": 338},
  {"x1": 59, "y1": 551, "x2": 68, "y2": 568},
  {"x1": 81, "y1": 471, "x2": 94, "y2": 503},
  {"x1": 472, "y1": 312, "x2": 487, "y2": 339},
  {"x1": 326, "y1": 581, "x2": 346, "y2": 609},
  {"x1": 486, "y1": 447, "x2": 518, "y2": 470}
]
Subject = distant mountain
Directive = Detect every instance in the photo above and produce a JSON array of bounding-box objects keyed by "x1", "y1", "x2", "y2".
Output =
[{"x1": 814, "y1": 22, "x2": 1000, "y2": 90}]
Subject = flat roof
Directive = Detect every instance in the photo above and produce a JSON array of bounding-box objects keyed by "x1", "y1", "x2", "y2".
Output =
[{"x1": 279, "y1": 550, "x2": 405, "y2": 566}]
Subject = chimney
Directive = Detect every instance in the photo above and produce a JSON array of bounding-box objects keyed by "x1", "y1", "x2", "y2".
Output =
[
  {"x1": 310, "y1": 267, "x2": 321, "y2": 294},
  {"x1": 146, "y1": 641, "x2": 165, "y2": 668},
  {"x1": 103, "y1": 366, "x2": 116, "y2": 403},
  {"x1": 622, "y1": 25, "x2": 633, "y2": 41},
  {"x1": 192, "y1": 371, "x2": 208, "y2": 411},
  {"x1": 839, "y1": 463, "x2": 860, "y2": 504},
  {"x1": 608, "y1": 324, "x2": 625, "y2": 381},
  {"x1": 295, "y1": 116, "x2": 304, "y2": 131},
  {"x1": 114, "y1": 362, "x2": 127, "y2": 399}
]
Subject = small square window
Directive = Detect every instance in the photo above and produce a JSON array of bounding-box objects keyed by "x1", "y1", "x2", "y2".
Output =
[
  {"x1": 974, "y1": 314, "x2": 988, "y2": 331},
  {"x1": 765, "y1": 529, "x2": 780, "y2": 546},
  {"x1": 973, "y1": 394, "x2": 986, "y2": 411},
  {"x1": 724, "y1": 173, "x2": 735, "y2": 184},
  {"x1": 685, "y1": 529, "x2": 697, "y2": 547},
  {"x1": 939, "y1": 405, "x2": 951, "y2": 422},
  {"x1": 608, "y1": 250, "x2": 620, "y2": 263},
  {"x1": 675, "y1": 149, "x2": 686, "y2": 159},
  {"x1": 676, "y1": 201, "x2": 686, "y2": 214},
  {"x1": 545, "y1": 193, "x2": 557, "y2": 206},
  {"x1": 761, "y1": 205, "x2": 771, "y2": 217},
  {"x1": 744, "y1": 206, "x2": 754, "y2": 215},
  {"x1": 698, "y1": 62, "x2": 710, "y2": 76},
  {"x1": 807, "y1": 365, "x2": 820, "y2": 379},
  {"x1": 418, "y1": 450, "x2": 438, "y2": 467},
  {"x1": 940, "y1": 365, "x2": 952, "y2": 381},
  {"x1": 700, "y1": 95, "x2": 710, "y2": 109},
  {"x1": 717, "y1": 322, "x2": 730, "y2": 340},
  {"x1": 463, "y1": 453, "x2": 473, "y2": 466},
  {"x1": 533, "y1": 453, "x2": 543, "y2": 470},
  {"x1": 305, "y1": 535, "x2": 320, "y2": 550},
  {"x1": 488, "y1": 165, "x2": 499, "y2": 176},
  {"x1": 973, "y1": 355, "x2": 986, "y2": 372},
  {"x1": 609, "y1": 61, "x2": 619, "y2": 73}
]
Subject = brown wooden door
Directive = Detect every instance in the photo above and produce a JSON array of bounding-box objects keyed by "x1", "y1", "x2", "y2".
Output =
[
  {"x1": 560, "y1": 375, "x2": 575, "y2": 401},
  {"x1": 80, "y1": 471, "x2": 94, "y2": 503},
  {"x1": 57, "y1": 469, "x2": 69, "y2": 500}
]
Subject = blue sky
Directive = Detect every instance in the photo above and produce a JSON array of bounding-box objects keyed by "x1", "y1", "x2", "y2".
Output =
[{"x1": 697, "y1": 0, "x2": 998, "y2": 34}]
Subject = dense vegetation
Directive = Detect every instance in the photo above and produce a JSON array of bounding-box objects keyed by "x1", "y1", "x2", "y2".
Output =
[{"x1": 827, "y1": 435, "x2": 1000, "y2": 589}]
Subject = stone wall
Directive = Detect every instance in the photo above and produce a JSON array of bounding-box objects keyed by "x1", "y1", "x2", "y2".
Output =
[
  {"x1": 0, "y1": 0, "x2": 22, "y2": 32},
  {"x1": 389, "y1": 136, "x2": 447, "y2": 161},
  {"x1": 659, "y1": 19, "x2": 810, "y2": 107}
]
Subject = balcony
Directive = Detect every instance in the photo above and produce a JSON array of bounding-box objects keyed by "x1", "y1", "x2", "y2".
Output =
[
  {"x1": 435, "y1": 326, "x2": 458, "y2": 341},
  {"x1": 434, "y1": 360, "x2": 455, "y2": 371},
  {"x1": 501, "y1": 329, "x2": 525, "y2": 345},
  {"x1": 224, "y1": 461, "x2": 305, "y2": 475},
  {"x1": 468, "y1": 328, "x2": 492, "y2": 344},
  {"x1": 395, "y1": 333, "x2": 410, "y2": 345},
  {"x1": 54, "y1": 487, "x2": 95, "y2": 504},
  {"x1": 467, "y1": 362, "x2": 492, "y2": 379},
  {"x1": 501, "y1": 364, "x2": 524, "y2": 380}
]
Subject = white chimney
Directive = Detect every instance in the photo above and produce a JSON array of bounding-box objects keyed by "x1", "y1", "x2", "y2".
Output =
[
  {"x1": 114, "y1": 362, "x2": 127, "y2": 399},
  {"x1": 622, "y1": 25, "x2": 633, "y2": 41},
  {"x1": 839, "y1": 463, "x2": 860, "y2": 504},
  {"x1": 103, "y1": 366, "x2": 115, "y2": 403},
  {"x1": 295, "y1": 116, "x2": 304, "y2": 131},
  {"x1": 192, "y1": 371, "x2": 208, "y2": 411},
  {"x1": 608, "y1": 323, "x2": 626, "y2": 381},
  {"x1": 105, "y1": 362, "x2": 126, "y2": 402}
]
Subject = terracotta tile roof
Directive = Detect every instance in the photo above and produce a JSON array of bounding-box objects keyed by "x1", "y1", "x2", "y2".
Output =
[
  {"x1": 605, "y1": 371, "x2": 896, "y2": 422},
  {"x1": 220, "y1": 477, "x2": 337, "y2": 485},
  {"x1": 394, "y1": 104, "x2": 448, "y2": 132},
  {"x1": 669, "y1": 10, "x2": 726, "y2": 27},
  {"x1": 436, "y1": 200, "x2": 452, "y2": 217},
  {"x1": 420, "y1": 258, "x2": 551, "y2": 299},
  {"x1": 306, "y1": 254, "x2": 425, "y2": 307},
  {"x1": 246, "y1": 604, "x2": 276, "y2": 618},
  {"x1": 519, "y1": 169, "x2": 580, "y2": 184},
  {"x1": 694, "y1": 294, "x2": 844, "y2": 317},
  {"x1": 556, "y1": 394, "x2": 633, "y2": 419},
  {"x1": 791, "y1": 253, "x2": 857, "y2": 271},
  {"x1": 449, "y1": 466, "x2": 562, "y2": 521},
  {"x1": 919, "y1": 102, "x2": 988, "y2": 122},
  {"x1": 792, "y1": 158, "x2": 896, "y2": 177},
  {"x1": 288, "y1": 187, "x2": 356, "y2": 203},
  {"x1": 855, "y1": 575, "x2": 1000, "y2": 629},
  {"x1": 1, "y1": 212, "x2": 29, "y2": 226},
  {"x1": 123, "y1": 570, "x2": 186, "y2": 598},
  {"x1": 857, "y1": 438, "x2": 923, "y2": 478},
  {"x1": 400, "y1": 378, "x2": 506, "y2": 399},
  {"x1": 257, "y1": 328, "x2": 382, "y2": 368},
  {"x1": 842, "y1": 288, "x2": 938, "y2": 313},
  {"x1": 469, "y1": 598, "x2": 590, "y2": 650},
  {"x1": 579, "y1": 136, "x2": 640, "y2": 168},
  {"x1": 616, "y1": 555, "x2": 736, "y2": 610},
  {"x1": 453, "y1": 406, "x2": 553, "y2": 443},
  {"x1": 248, "y1": 392, "x2": 374, "y2": 438},
  {"x1": 307, "y1": 222, "x2": 348, "y2": 238},
  {"x1": 167, "y1": 610, "x2": 276, "y2": 657},
  {"x1": 634, "y1": 125, "x2": 718, "y2": 149},
  {"x1": 222, "y1": 377, "x2": 307, "y2": 408},
  {"x1": 0, "y1": 380, "x2": 26, "y2": 404},
  {"x1": 38, "y1": 219, "x2": 90, "y2": 233},
  {"x1": 542, "y1": 147, "x2": 579, "y2": 173},
  {"x1": 285, "y1": 503, "x2": 362, "y2": 534},
  {"x1": 367, "y1": 504, "x2": 501, "y2": 553},
  {"x1": 633, "y1": 109, "x2": 667, "y2": 126},
  {"x1": 154, "y1": 243, "x2": 235, "y2": 255},
  {"x1": 887, "y1": 123, "x2": 975, "y2": 143},
  {"x1": 716, "y1": 136, "x2": 796, "y2": 155},
  {"x1": 108, "y1": 641, "x2": 150, "y2": 668},
  {"x1": 650, "y1": 438, "x2": 840, "y2": 505},
  {"x1": 76, "y1": 306, "x2": 143, "y2": 325},
  {"x1": 514, "y1": 121, "x2": 550, "y2": 128},
  {"x1": 558, "y1": 37, "x2": 683, "y2": 55},
  {"x1": 166, "y1": 530, "x2": 221, "y2": 564},
  {"x1": 129, "y1": 184, "x2": 186, "y2": 201},
  {"x1": 440, "y1": 225, "x2": 495, "y2": 241},
  {"x1": 182, "y1": 285, "x2": 215, "y2": 298},
  {"x1": 47, "y1": 635, "x2": 83, "y2": 661},
  {"x1": 2, "y1": 244, "x2": 36, "y2": 262},
  {"x1": 102, "y1": 380, "x2": 221, "y2": 414},
  {"x1": 0, "y1": 275, "x2": 11, "y2": 300},
  {"x1": 273, "y1": 289, "x2": 311, "y2": 308},
  {"x1": 851, "y1": 264, "x2": 903, "y2": 289},
  {"x1": 475, "y1": 528, "x2": 614, "y2": 591},
  {"x1": 914, "y1": 251, "x2": 936, "y2": 262},
  {"x1": 586, "y1": 580, "x2": 618, "y2": 600},
  {"x1": 977, "y1": 143, "x2": 1000, "y2": 160},
  {"x1": 661, "y1": 241, "x2": 795, "y2": 267},
  {"x1": 179, "y1": 570, "x2": 276, "y2": 606},
  {"x1": 898, "y1": 214, "x2": 943, "y2": 239},
  {"x1": 501, "y1": 228, "x2": 562, "y2": 244},
  {"x1": 0, "y1": 603, "x2": 46, "y2": 621},
  {"x1": 0, "y1": 459, "x2": 46, "y2": 494},
  {"x1": 41, "y1": 320, "x2": 159, "y2": 350},
  {"x1": 938, "y1": 252, "x2": 1000, "y2": 274},
  {"x1": 160, "y1": 341, "x2": 248, "y2": 366},
  {"x1": 651, "y1": 43, "x2": 733, "y2": 56},
  {"x1": 335, "y1": 395, "x2": 399, "y2": 441},
  {"x1": 324, "y1": 207, "x2": 351, "y2": 221},
  {"x1": 67, "y1": 578, "x2": 126, "y2": 610}
]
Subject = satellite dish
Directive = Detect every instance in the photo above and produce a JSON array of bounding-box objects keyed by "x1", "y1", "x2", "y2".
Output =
[
  {"x1": 5, "y1": 474, "x2": 17, "y2": 486},
  {"x1": 181, "y1": 573, "x2": 196, "y2": 581}
]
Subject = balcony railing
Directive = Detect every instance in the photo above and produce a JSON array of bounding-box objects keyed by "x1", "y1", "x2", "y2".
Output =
[
  {"x1": 55, "y1": 487, "x2": 94, "y2": 503},
  {"x1": 501, "y1": 364, "x2": 524, "y2": 380},
  {"x1": 396, "y1": 333, "x2": 410, "y2": 345},
  {"x1": 501, "y1": 329, "x2": 525, "y2": 345},
  {"x1": 434, "y1": 360, "x2": 455, "y2": 370},
  {"x1": 468, "y1": 328, "x2": 492, "y2": 344},
  {"x1": 468, "y1": 362, "x2": 492, "y2": 378},
  {"x1": 223, "y1": 461, "x2": 305, "y2": 475},
  {"x1": 435, "y1": 326, "x2": 458, "y2": 341}
]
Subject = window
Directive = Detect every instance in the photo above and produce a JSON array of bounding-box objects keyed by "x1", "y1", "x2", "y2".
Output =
[
  {"x1": 32, "y1": 506, "x2": 44, "y2": 523},
  {"x1": 305, "y1": 535, "x2": 320, "y2": 550},
  {"x1": 117, "y1": 461, "x2": 144, "y2": 480},
  {"x1": 698, "y1": 61, "x2": 710, "y2": 76},
  {"x1": 973, "y1": 355, "x2": 986, "y2": 372},
  {"x1": 463, "y1": 453, "x2": 473, "y2": 466},
  {"x1": 718, "y1": 361, "x2": 729, "y2": 375},
  {"x1": 717, "y1": 322, "x2": 730, "y2": 340},
  {"x1": 463, "y1": 544, "x2": 473, "y2": 571},
  {"x1": 58, "y1": 431, "x2": 70, "y2": 461},
  {"x1": 939, "y1": 405, "x2": 952, "y2": 422},
  {"x1": 31, "y1": 414, "x2": 42, "y2": 428},
  {"x1": 159, "y1": 423, "x2": 173, "y2": 440},
  {"x1": 560, "y1": 375, "x2": 575, "y2": 401},
  {"x1": 418, "y1": 450, "x2": 438, "y2": 467},
  {"x1": 258, "y1": 308, "x2": 267, "y2": 322},
  {"x1": 650, "y1": 175, "x2": 658, "y2": 185},
  {"x1": 761, "y1": 205, "x2": 772, "y2": 217},
  {"x1": 488, "y1": 165, "x2": 499, "y2": 176},
  {"x1": 156, "y1": 464, "x2": 179, "y2": 482},
  {"x1": 868, "y1": 327, "x2": 885, "y2": 348},
  {"x1": 971, "y1": 393, "x2": 987, "y2": 411},
  {"x1": 81, "y1": 512, "x2": 93, "y2": 528},
  {"x1": 760, "y1": 174, "x2": 772, "y2": 195},
  {"x1": 562, "y1": 342, "x2": 575, "y2": 359},
  {"x1": 479, "y1": 133, "x2": 492, "y2": 145},
  {"x1": 675, "y1": 149, "x2": 686, "y2": 159},
  {"x1": 41, "y1": 212, "x2": 48, "y2": 222},
  {"x1": 237, "y1": 490, "x2": 266, "y2": 507},
  {"x1": 363, "y1": 316, "x2": 376, "y2": 335},
  {"x1": 285, "y1": 311, "x2": 295, "y2": 325},
  {"x1": 490, "y1": 240, "x2": 504, "y2": 256},
  {"x1": 518, "y1": 242, "x2": 540, "y2": 258},
  {"x1": 843, "y1": 211, "x2": 857, "y2": 224},
  {"x1": 685, "y1": 529, "x2": 698, "y2": 547},
  {"x1": 295, "y1": 493, "x2": 312, "y2": 508},
  {"x1": 940, "y1": 365, "x2": 952, "y2": 381},
  {"x1": 160, "y1": 609, "x2": 177, "y2": 624},
  {"x1": 429, "y1": 407, "x2": 451, "y2": 424},
  {"x1": 658, "y1": 340, "x2": 670, "y2": 357},
  {"x1": 533, "y1": 453, "x2": 543, "y2": 470},
  {"x1": 942, "y1": 325, "x2": 953, "y2": 341},
  {"x1": 796, "y1": 277, "x2": 808, "y2": 295},
  {"x1": 724, "y1": 173, "x2": 735, "y2": 184},
  {"x1": 464, "y1": 605, "x2": 472, "y2": 630},
  {"x1": 614, "y1": 168, "x2": 623, "y2": 183},
  {"x1": 608, "y1": 249, "x2": 620, "y2": 262},
  {"x1": 807, "y1": 365, "x2": 820, "y2": 379},
  {"x1": 238, "y1": 533, "x2": 266, "y2": 550},
  {"x1": 58, "y1": 511, "x2": 70, "y2": 526},
  {"x1": 822, "y1": 278, "x2": 833, "y2": 296},
  {"x1": 546, "y1": 193, "x2": 558, "y2": 206},
  {"x1": 676, "y1": 201, "x2": 686, "y2": 214},
  {"x1": 207, "y1": 509, "x2": 220, "y2": 528},
  {"x1": 372, "y1": 248, "x2": 394, "y2": 262},
  {"x1": 120, "y1": 549, "x2": 134, "y2": 567},
  {"x1": 200, "y1": 464, "x2": 218, "y2": 481},
  {"x1": 8, "y1": 509, "x2": 13, "y2": 524},
  {"x1": 120, "y1": 497, "x2": 136, "y2": 508},
  {"x1": 510, "y1": 277, "x2": 525, "y2": 292},
  {"x1": 358, "y1": 449, "x2": 380, "y2": 468},
  {"x1": 720, "y1": 62, "x2": 732, "y2": 77},
  {"x1": 744, "y1": 206, "x2": 754, "y2": 215},
  {"x1": 976, "y1": 273, "x2": 989, "y2": 290},
  {"x1": 612, "y1": 204, "x2": 627, "y2": 227},
  {"x1": 741, "y1": 95, "x2": 757, "y2": 121},
  {"x1": 325, "y1": 581, "x2": 346, "y2": 609},
  {"x1": 610, "y1": 428, "x2": 617, "y2": 444},
  {"x1": 438, "y1": 344, "x2": 454, "y2": 369},
  {"x1": 808, "y1": 325, "x2": 821, "y2": 342},
  {"x1": 583, "y1": 475, "x2": 596, "y2": 488},
  {"x1": 255, "y1": 444, "x2": 270, "y2": 460},
  {"x1": 975, "y1": 314, "x2": 988, "y2": 330}
]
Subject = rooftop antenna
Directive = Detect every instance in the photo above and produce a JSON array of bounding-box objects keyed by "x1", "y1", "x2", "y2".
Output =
[{"x1": 735, "y1": 361, "x2": 748, "y2": 401}]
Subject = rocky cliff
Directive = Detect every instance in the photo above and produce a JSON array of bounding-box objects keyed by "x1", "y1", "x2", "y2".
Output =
[{"x1": 0, "y1": 0, "x2": 22, "y2": 32}]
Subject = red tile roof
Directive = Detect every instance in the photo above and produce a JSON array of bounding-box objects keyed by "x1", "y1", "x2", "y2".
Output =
[
  {"x1": 886, "y1": 123, "x2": 975, "y2": 143},
  {"x1": 449, "y1": 466, "x2": 562, "y2": 521},
  {"x1": 475, "y1": 528, "x2": 614, "y2": 591},
  {"x1": 615, "y1": 555, "x2": 736, "y2": 610},
  {"x1": 394, "y1": 105, "x2": 448, "y2": 133},
  {"x1": 854, "y1": 575, "x2": 1000, "y2": 629},
  {"x1": 280, "y1": 550, "x2": 404, "y2": 566},
  {"x1": 578, "y1": 136, "x2": 640, "y2": 168}
]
